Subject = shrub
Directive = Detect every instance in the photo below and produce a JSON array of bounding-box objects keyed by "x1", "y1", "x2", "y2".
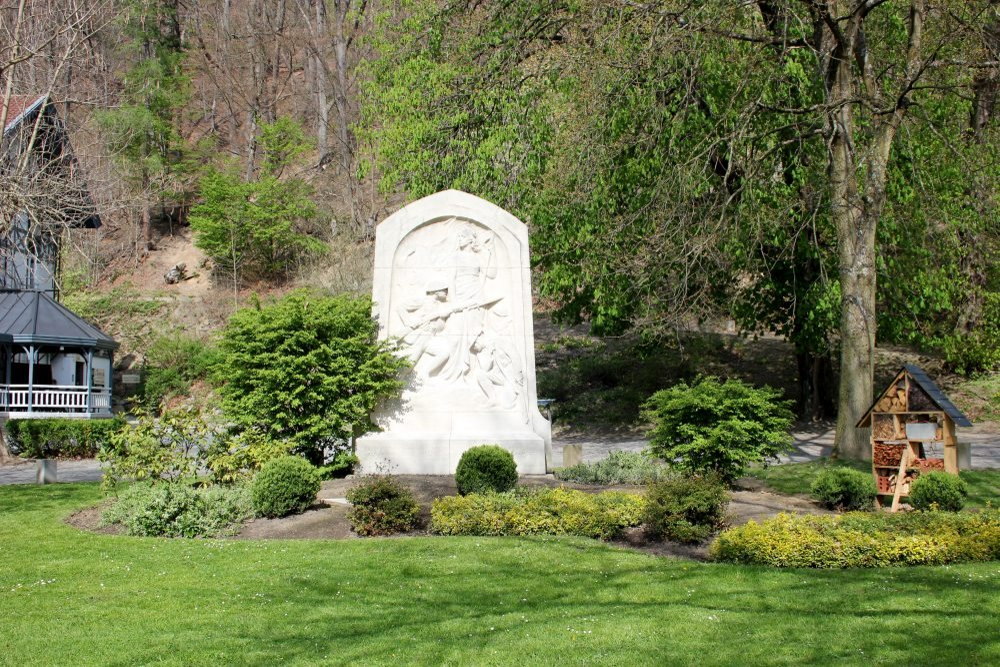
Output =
[
  {"x1": 99, "y1": 408, "x2": 222, "y2": 490},
  {"x1": 455, "y1": 445, "x2": 518, "y2": 495},
  {"x1": 643, "y1": 474, "x2": 729, "y2": 543},
  {"x1": 204, "y1": 428, "x2": 295, "y2": 484},
  {"x1": 140, "y1": 332, "x2": 220, "y2": 408},
  {"x1": 216, "y1": 291, "x2": 407, "y2": 463},
  {"x1": 643, "y1": 377, "x2": 794, "y2": 483},
  {"x1": 250, "y1": 456, "x2": 320, "y2": 518},
  {"x1": 5, "y1": 417, "x2": 126, "y2": 458},
  {"x1": 431, "y1": 487, "x2": 645, "y2": 540},
  {"x1": 810, "y1": 467, "x2": 878, "y2": 511},
  {"x1": 710, "y1": 510, "x2": 1000, "y2": 568},
  {"x1": 554, "y1": 451, "x2": 671, "y2": 485},
  {"x1": 909, "y1": 472, "x2": 969, "y2": 511},
  {"x1": 346, "y1": 476, "x2": 420, "y2": 536},
  {"x1": 101, "y1": 482, "x2": 252, "y2": 537}
]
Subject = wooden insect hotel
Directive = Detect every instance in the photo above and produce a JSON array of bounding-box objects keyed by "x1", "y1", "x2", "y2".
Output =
[{"x1": 857, "y1": 365, "x2": 972, "y2": 511}]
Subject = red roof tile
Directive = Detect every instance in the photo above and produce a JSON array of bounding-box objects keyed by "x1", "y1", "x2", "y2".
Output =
[{"x1": 2, "y1": 94, "x2": 46, "y2": 132}]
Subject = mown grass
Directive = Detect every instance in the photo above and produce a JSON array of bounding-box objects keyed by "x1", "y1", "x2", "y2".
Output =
[
  {"x1": 2, "y1": 484, "x2": 1000, "y2": 665},
  {"x1": 750, "y1": 459, "x2": 1000, "y2": 509}
]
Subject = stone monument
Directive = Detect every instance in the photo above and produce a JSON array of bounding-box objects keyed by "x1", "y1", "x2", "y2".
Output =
[{"x1": 356, "y1": 190, "x2": 551, "y2": 474}]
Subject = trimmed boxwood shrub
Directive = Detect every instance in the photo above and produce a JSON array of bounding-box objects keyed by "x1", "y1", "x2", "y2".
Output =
[
  {"x1": 101, "y1": 482, "x2": 252, "y2": 537},
  {"x1": 710, "y1": 510, "x2": 1000, "y2": 568},
  {"x1": 643, "y1": 474, "x2": 729, "y2": 543},
  {"x1": 431, "y1": 487, "x2": 645, "y2": 540},
  {"x1": 250, "y1": 456, "x2": 320, "y2": 518},
  {"x1": 5, "y1": 417, "x2": 126, "y2": 458},
  {"x1": 810, "y1": 467, "x2": 877, "y2": 511},
  {"x1": 909, "y1": 472, "x2": 969, "y2": 511},
  {"x1": 346, "y1": 476, "x2": 420, "y2": 536},
  {"x1": 455, "y1": 445, "x2": 518, "y2": 495}
]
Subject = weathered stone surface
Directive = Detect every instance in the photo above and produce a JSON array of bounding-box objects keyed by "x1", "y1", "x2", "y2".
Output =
[{"x1": 356, "y1": 190, "x2": 551, "y2": 474}]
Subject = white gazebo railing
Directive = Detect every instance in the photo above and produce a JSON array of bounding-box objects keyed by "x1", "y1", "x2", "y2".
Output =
[{"x1": 1, "y1": 384, "x2": 112, "y2": 414}]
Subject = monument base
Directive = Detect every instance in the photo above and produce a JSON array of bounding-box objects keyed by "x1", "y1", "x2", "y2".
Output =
[{"x1": 356, "y1": 430, "x2": 550, "y2": 475}]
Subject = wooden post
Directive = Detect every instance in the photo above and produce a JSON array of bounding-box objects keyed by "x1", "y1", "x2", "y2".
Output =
[
  {"x1": 85, "y1": 348, "x2": 93, "y2": 414},
  {"x1": 26, "y1": 344, "x2": 34, "y2": 414},
  {"x1": 890, "y1": 446, "x2": 911, "y2": 512},
  {"x1": 943, "y1": 418, "x2": 959, "y2": 474}
]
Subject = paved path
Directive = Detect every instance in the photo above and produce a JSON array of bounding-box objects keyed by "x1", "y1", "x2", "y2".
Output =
[
  {"x1": 551, "y1": 422, "x2": 1000, "y2": 468},
  {"x1": 1, "y1": 424, "x2": 998, "y2": 485}
]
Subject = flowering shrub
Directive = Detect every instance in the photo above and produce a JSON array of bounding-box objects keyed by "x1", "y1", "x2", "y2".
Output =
[
  {"x1": 101, "y1": 482, "x2": 252, "y2": 537},
  {"x1": 346, "y1": 476, "x2": 420, "y2": 536}
]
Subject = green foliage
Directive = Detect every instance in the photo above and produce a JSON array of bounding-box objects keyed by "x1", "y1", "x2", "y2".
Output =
[
  {"x1": 810, "y1": 468, "x2": 878, "y2": 511},
  {"x1": 711, "y1": 510, "x2": 1000, "y2": 568},
  {"x1": 250, "y1": 456, "x2": 320, "y2": 518},
  {"x1": 554, "y1": 451, "x2": 671, "y2": 485},
  {"x1": 345, "y1": 476, "x2": 421, "y2": 536},
  {"x1": 454, "y1": 445, "x2": 519, "y2": 495},
  {"x1": 189, "y1": 158, "x2": 325, "y2": 283},
  {"x1": 99, "y1": 407, "x2": 222, "y2": 490},
  {"x1": 203, "y1": 428, "x2": 295, "y2": 485},
  {"x1": 643, "y1": 475, "x2": 729, "y2": 544},
  {"x1": 140, "y1": 331, "x2": 220, "y2": 408},
  {"x1": 215, "y1": 291, "x2": 406, "y2": 460},
  {"x1": 747, "y1": 458, "x2": 872, "y2": 496},
  {"x1": 643, "y1": 377, "x2": 794, "y2": 483},
  {"x1": 100, "y1": 482, "x2": 252, "y2": 538},
  {"x1": 909, "y1": 472, "x2": 969, "y2": 512},
  {"x1": 431, "y1": 487, "x2": 646, "y2": 540},
  {"x1": 319, "y1": 450, "x2": 360, "y2": 480},
  {"x1": 4, "y1": 418, "x2": 125, "y2": 459}
]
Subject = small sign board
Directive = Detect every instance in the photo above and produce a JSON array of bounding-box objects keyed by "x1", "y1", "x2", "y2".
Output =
[
  {"x1": 122, "y1": 374, "x2": 141, "y2": 385},
  {"x1": 92, "y1": 368, "x2": 106, "y2": 387}
]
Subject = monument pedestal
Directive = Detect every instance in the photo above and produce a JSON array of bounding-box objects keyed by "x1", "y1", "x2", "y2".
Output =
[{"x1": 355, "y1": 189, "x2": 551, "y2": 475}]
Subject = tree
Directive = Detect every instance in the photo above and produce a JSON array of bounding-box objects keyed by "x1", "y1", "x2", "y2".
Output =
[
  {"x1": 189, "y1": 116, "x2": 325, "y2": 287},
  {"x1": 215, "y1": 290, "x2": 407, "y2": 463}
]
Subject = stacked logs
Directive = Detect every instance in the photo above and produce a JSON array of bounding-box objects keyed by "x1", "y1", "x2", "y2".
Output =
[
  {"x1": 913, "y1": 458, "x2": 945, "y2": 472},
  {"x1": 875, "y1": 385, "x2": 907, "y2": 412},
  {"x1": 874, "y1": 443, "x2": 906, "y2": 467}
]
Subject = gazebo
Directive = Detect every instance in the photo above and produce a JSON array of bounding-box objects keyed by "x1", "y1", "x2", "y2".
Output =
[{"x1": 0, "y1": 290, "x2": 118, "y2": 418}]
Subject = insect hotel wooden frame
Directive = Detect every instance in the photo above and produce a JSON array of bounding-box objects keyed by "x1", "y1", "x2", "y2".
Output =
[{"x1": 856, "y1": 365, "x2": 972, "y2": 511}]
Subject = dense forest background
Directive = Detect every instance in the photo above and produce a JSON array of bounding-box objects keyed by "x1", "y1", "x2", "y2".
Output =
[{"x1": 1, "y1": 0, "x2": 998, "y2": 454}]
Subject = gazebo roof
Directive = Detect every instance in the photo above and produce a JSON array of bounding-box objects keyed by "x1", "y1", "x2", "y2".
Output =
[{"x1": 0, "y1": 290, "x2": 118, "y2": 350}]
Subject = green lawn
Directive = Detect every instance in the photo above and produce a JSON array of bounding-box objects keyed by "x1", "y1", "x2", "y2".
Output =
[
  {"x1": 750, "y1": 459, "x2": 1000, "y2": 509},
  {"x1": 3, "y1": 484, "x2": 1000, "y2": 665}
]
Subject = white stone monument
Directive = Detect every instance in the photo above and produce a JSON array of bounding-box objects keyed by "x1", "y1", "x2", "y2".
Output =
[{"x1": 356, "y1": 190, "x2": 551, "y2": 474}]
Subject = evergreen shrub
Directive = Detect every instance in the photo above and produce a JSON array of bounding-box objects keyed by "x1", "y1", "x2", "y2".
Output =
[
  {"x1": 909, "y1": 472, "x2": 969, "y2": 512},
  {"x1": 250, "y1": 456, "x2": 320, "y2": 518},
  {"x1": 101, "y1": 482, "x2": 252, "y2": 537},
  {"x1": 643, "y1": 474, "x2": 729, "y2": 543},
  {"x1": 711, "y1": 511, "x2": 1000, "y2": 568},
  {"x1": 455, "y1": 445, "x2": 518, "y2": 495},
  {"x1": 643, "y1": 377, "x2": 794, "y2": 483},
  {"x1": 431, "y1": 488, "x2": 645, "y2": 540},
  {"x1": 810, "y1": 467, "x2": 878, "y2": 511},
  {"x1": 5, "y1": 417, "x2": 126, "y2": 458},
  {"x1": 346, "y1": 476, "x2": 420, "y2": 536}
]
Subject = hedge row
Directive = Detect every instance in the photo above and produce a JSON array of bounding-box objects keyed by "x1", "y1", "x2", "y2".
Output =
[
  {"x1": 5, "y1": 417, "x2": 126, "y2": 458},
  {"x1": 431, "y1": 487, "x2": 645, "y2": 540},
  {"x1": 711, "y1": 511, "x2": 1000, "y2": 568}
]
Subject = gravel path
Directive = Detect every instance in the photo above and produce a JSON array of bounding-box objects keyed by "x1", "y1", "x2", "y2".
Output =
[{"x1": 2, "y1": 423, "x2": 999, "y2": 485}]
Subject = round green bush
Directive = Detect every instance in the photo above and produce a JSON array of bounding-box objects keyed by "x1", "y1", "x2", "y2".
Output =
[
  {"x1": 346, "y1": 476, "x2": 420, "y2": 536},
  {"x1": 909, "y1": 472, "x2": 968, "y2": 511},
  {"x1": 643, "y1": 474, "x2": 729, "y2": 543},
  {"x1": 455, "y1": 445, "x2": 518, "y2": 495},
  {"x1": 810, "y1": 467, "x2": 877, "y2": 511},
  {"x1": 250, "y1": 456, "x2": 321, "y2": 518}
]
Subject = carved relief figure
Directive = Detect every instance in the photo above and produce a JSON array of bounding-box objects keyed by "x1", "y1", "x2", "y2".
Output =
[{"x1": 393, "y1": 218, "x2": 524, "y2": 414}]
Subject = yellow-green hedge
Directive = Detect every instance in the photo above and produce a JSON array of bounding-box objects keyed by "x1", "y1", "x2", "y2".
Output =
[
  {"x1": 711, "y1": 511, "x2": 1000, "y2": 568},
  {"x1": 431, "y1": 487, "x2": 645, "y2": 540}
]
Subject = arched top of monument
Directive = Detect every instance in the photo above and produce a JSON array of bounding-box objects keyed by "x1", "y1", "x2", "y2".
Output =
[{"x1": 375, "y1": 189, "x2": 528, "y2": 252}]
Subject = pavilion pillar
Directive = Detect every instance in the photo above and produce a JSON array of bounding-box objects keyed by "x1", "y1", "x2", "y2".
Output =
[
  {"x1": 85, "y1": 348, "x2": 93, "y2": 414},
  {"x1": 26, "y1": 345, "x2": 35, "y2": 414},
  {"x1": 2, "y1": 344, "x2": 9, "y2": 413}
]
